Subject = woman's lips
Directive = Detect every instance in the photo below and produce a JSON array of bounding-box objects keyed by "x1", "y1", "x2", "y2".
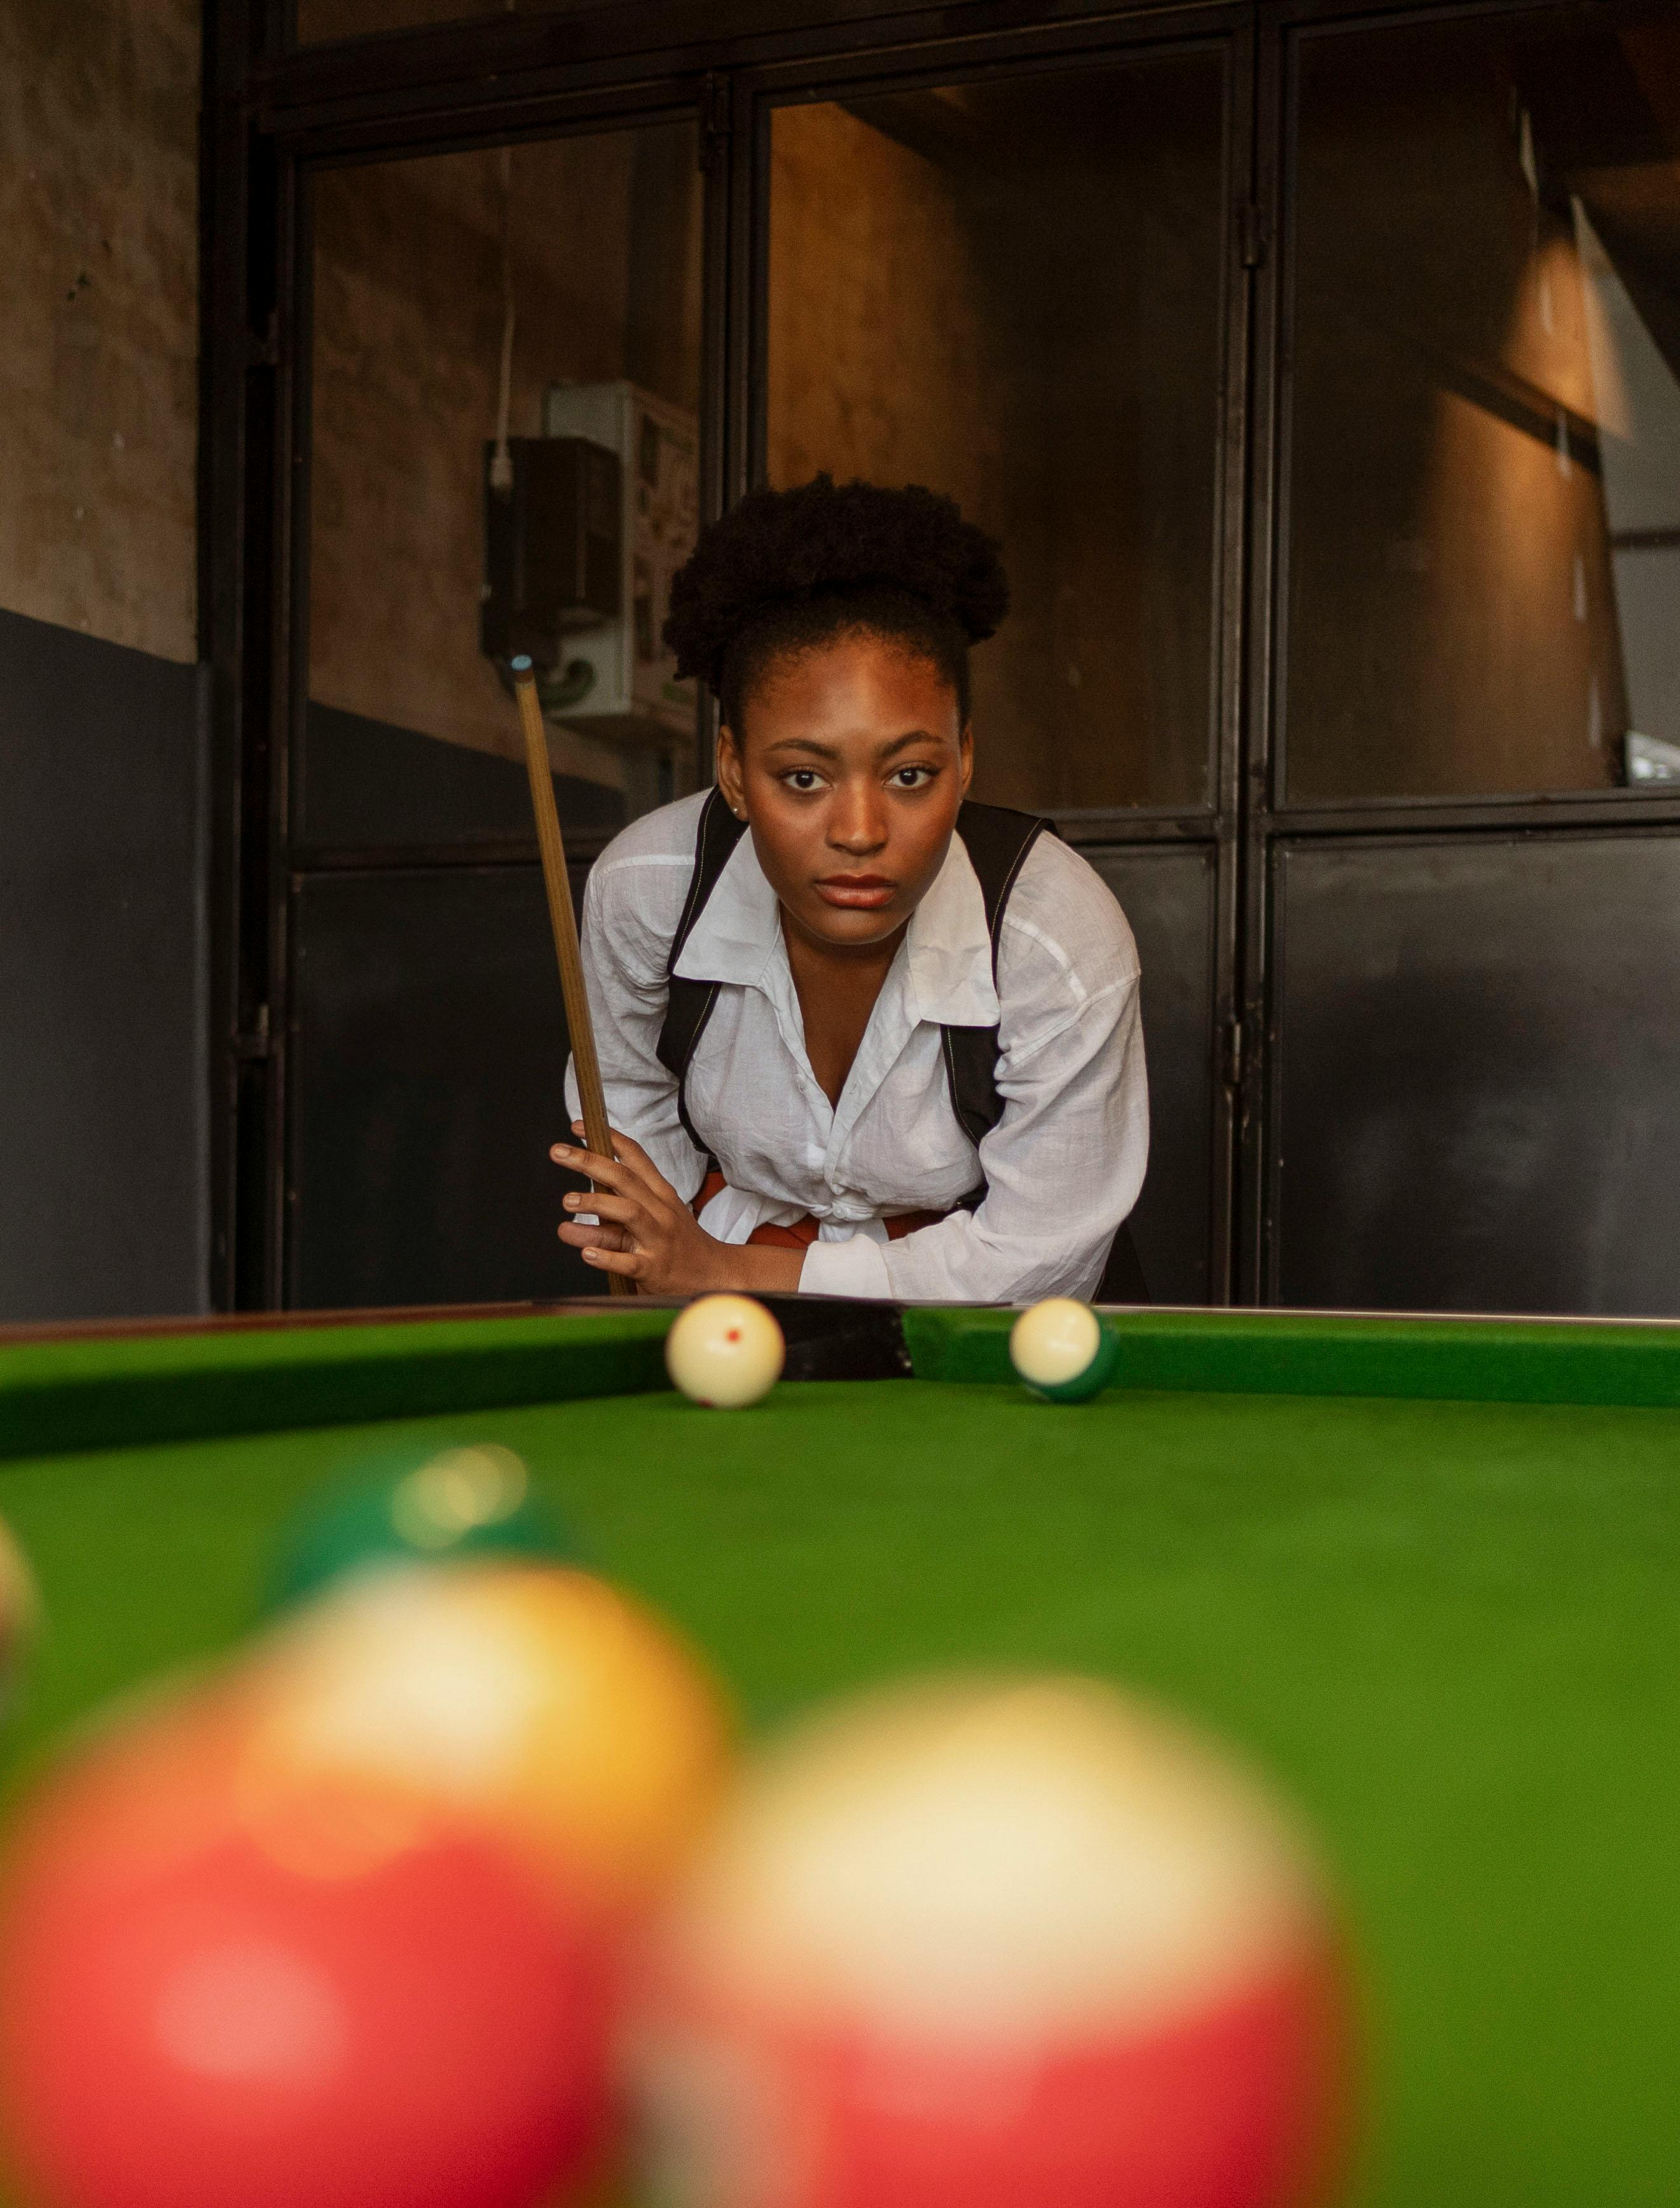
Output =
[{"x1": 815, "y1": 874, "x2": 897, "y2": 909}]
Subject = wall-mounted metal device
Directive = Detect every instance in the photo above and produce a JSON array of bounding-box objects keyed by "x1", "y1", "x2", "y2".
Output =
[
  {"x1": 1626, "y1": 732, "x2": 1680, "y2": 783},
  {"x1": 541, "y1": 381, "x2": 699, "y2": 748},
  {"x1": 480, "y1": 436, "x2": 622, "y2": 685}
]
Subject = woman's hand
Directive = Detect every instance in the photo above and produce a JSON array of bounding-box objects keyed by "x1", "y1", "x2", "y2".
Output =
[{"x1": 551, "y1": 1126, "x2": 802, "y2": 1296}]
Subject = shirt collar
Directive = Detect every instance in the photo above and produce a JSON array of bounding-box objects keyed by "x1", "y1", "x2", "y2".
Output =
[
  {"x1": 904, "y1": 830, "x2": 998, "y2": 1027},
  {"x1": 672, "y1": 826, "x2": 781, "y2": 987},
  {"x1": 673, "y1": 819, "x2": 1000, "y2": 1026}
]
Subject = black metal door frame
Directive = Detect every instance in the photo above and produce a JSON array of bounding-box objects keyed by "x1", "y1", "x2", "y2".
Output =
[
  {"x1": 208, "y1": 28, "x2": 729, "y2": 1309},
  {"x1": 726, "y1": 5, "x2": 1259, "y2": 1307},
  {"x1": 205, "y1": 0, "x2": 1260, "y2": 1311},
  {"x1": 203, "y1": 0, "x2": 1680, "y2": 1312},
  {"x1": 1238, "y1": 0, "x2": 1680, "y2": 1304}
]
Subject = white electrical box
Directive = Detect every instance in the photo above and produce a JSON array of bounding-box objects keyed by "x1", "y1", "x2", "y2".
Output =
[{"x1": 540, "y1": 381, "x2": 699, "y2": 749}]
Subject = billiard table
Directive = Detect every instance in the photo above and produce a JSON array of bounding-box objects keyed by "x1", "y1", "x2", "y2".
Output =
[{"x1": 3, "y1": 1296, "x2": 1680, "y2": 2205}]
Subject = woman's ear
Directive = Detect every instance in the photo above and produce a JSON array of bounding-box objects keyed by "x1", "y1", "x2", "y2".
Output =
[
  {"x1": 958, "y1": 721, "x2": 975, "y2": 798},
  {"x1": 715, "y1": 726, "x2": 748, "y2": 819}
]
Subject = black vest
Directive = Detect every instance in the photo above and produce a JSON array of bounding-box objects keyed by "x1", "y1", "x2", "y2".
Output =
[{"x1": 654, "y1": 789, "x2": 1148, "y2": 1304}]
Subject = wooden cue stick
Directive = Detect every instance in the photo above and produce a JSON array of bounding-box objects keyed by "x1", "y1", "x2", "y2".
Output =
[{"x1": 512, "y1": 658, "x2": 632, "y2": 1297}]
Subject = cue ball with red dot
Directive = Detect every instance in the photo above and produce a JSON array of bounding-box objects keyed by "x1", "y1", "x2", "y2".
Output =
[
  {"x1": 1009, "y1": 1297, "x2": 1120, "y2": 1403},
  {"x1": 665, "y1": 1295, "x2": 786, "y2": 1409}
]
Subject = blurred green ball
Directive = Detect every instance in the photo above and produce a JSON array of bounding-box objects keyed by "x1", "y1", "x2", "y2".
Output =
[{"x1": 265, "y1": 1442, "x2": 579, "y2": 1615}]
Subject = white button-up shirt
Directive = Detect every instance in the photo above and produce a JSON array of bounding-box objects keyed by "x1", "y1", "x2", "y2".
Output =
[{"x1": 566, "y1": 790, "x2": 1148, "y2": 1302}]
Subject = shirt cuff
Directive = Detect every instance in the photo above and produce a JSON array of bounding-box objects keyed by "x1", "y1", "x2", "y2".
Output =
[{"x1": 799, "y1": 1231, "x2": 893, "y2": 1300}]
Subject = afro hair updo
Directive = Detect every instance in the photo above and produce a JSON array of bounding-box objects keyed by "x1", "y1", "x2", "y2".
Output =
[{"x1": 663, "y1": 475, "x2": 1009, "y2": 735}]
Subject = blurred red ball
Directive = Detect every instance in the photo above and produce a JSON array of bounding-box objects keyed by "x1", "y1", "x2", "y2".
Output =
[
  {"x1": 645, "y1": 1948, "x2": 1344, "y2": 2208},
  {"x1": 0, "y1": 1701, "x2": 616, "y2": 2208},
  {"x1": 632, "y1": 1677, "x2": 1353, "y2": 2208}
]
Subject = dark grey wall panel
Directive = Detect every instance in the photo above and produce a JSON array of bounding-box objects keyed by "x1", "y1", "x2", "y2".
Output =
[
  {"x1": 1085, "y1": 843, "x2": 1218, "y2": 1305},
  {"x1": 291, "y1": 865, "x2": 595, "y2": 1308},
  {"x1": 299, "y1": 703, "x2": 625, "y2": 850},
  {"x1": 0, "y1": 608, "x2": 207, "y2": 1323},
  {"x1": 1273, "y1": 832, "x2": 1680, "y2": 1317}
]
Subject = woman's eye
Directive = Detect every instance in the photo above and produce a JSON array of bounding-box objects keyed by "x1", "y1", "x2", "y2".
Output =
[
  {"x1": 890, "y1": 766, "x2": 935, "y2": 789},
  {"x1": 783, "y1": 769, "x2": 823, "y2": 792}
]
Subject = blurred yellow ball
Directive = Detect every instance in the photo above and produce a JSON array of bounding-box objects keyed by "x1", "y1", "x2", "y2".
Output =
[
  {"x1": 0, "y1": 1515, "x2": 41, "y2": 1715},
  {"x1": 225, "y1": 1564, "x2": 734, "y2": 1915}
]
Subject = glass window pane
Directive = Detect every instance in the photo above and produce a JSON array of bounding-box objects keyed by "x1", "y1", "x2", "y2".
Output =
[
  {"x1": 768, "y1": 56, "x2": 1227, "y2": 813},
  {"x1": 1286, "y1": 7, "x2": 1680, "y2": 801},
  {"x1": 305, "y1": 125, "x2": 703, "y2": 847}
]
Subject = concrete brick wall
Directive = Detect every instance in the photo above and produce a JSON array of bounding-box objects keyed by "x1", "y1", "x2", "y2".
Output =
[{"x1": 0, "y1": 0, "x2": 198, "y2": 663}]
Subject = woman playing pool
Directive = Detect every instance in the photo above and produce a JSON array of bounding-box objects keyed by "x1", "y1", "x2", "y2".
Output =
[{"x1": 551, "y1": 475, "x2": 1148, "y2": 1303}]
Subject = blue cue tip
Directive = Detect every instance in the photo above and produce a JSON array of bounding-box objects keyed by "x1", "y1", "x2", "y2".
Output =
[{"x1": 510, "y1": 654, "x2": 533, "y2": 672}]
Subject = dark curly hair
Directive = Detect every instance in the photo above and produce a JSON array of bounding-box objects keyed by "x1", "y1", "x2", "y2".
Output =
[{"x1": 663, "y1": 475, "x2": 1009, "y2": 733}]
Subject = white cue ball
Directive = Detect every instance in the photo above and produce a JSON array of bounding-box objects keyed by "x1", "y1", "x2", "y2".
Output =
[
  {"x1": 1010, "y1": 1297, "x2": 1113, "y2": 1402},
  {"x1": 666, "y1": 1294, "x2": 786, "y2": 1409}
]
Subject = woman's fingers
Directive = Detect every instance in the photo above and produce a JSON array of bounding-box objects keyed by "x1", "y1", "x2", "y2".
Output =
[
  {"x1": 561, "y1": 1189, "x2": 644, "y2": 1229},
  {"x1": 550, "y1": 1141, "x2": 642, "y2": 1197},
  {"x1": 564, "y1": 1122, "x2": 668, "y2": 1197},
  {"x1": 558, "y1": 1220, "x2": 630, "y2": 1252},
  {"x1": 595, "y1": 1124, "x2": 658, "y2": 1177},
  {"x1": 580, "y1": 1243, "x2": 643, "y2": 1278},
  {"x1": 549, "y1": 1122, "x2": 722, "y2": 1294}
]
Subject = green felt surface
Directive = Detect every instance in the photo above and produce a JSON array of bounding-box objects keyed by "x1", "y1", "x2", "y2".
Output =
[
  {"x1": 10, "y1": 1303, "x2": 1680, "y2": 1464},
  {"x1": 1, "y1": 1374, "x2": 1677, "y2": 2202},
  {"x1": 907, "y1": 1304, "x2": 1680, "y2": 1405},
  {"x1": 0, "y1": 1308, "x2": 676, "y2": 1459}
]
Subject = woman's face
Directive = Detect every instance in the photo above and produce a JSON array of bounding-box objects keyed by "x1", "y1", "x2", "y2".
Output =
[{"x1": 715, "y1": 632, "x2": 972, "y2": 953}]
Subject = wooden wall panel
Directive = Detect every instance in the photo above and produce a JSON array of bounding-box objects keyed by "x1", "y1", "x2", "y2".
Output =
[
  {"x1": 766, "y1": 66, "x2": 1225, "y2": 814},
  {"x1": 1286, "y1": 25, "x2": 1628, "y2": 799}
]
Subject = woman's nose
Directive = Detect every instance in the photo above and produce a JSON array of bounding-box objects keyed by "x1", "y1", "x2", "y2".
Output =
[{"x1": 828, "y1": 785, "x2": 888, "y2": 852}]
